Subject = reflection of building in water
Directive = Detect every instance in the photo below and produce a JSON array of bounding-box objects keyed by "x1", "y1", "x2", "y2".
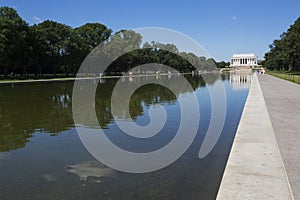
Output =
[{"x1": 230, "y1": 72, "x2": 253, "y2": 90}]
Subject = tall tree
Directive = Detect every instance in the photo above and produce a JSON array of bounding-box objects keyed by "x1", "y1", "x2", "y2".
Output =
[
  {"x1": 76, "y1": 23, "x2": 112, "y2": 53},
  {"x1": 0, "y1": 6, "x2": 29, "y2": 76},
  {"x1": 104, "y1": 30, "x2": 142, "y2": 73},
  {"x1": 26, "y1": 24, "x2": 50, "y2": 75},
  {"x1": 63, "y1": 29, "x2": 86, "y2": 75},
  {"x1": 35, "y1": 20, "x2": 72, "y2": 75},
  {"x1": 0, "y1": 6, "x2": 216, "y2": 76},
  {"x1": 265, "y1": 17, "x2": 300, "y2": 71}
]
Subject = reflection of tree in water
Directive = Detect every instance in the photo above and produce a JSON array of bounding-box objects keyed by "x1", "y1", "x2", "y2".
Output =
[
  {"x1": 0, "y1": 82, "x2": 74, "y2": 152},
  {"x1": 221, "y1": 73, "x2": 230, "y2": 81},
  {"x1": 0, "y1": 107, "x2": 32, "y2": 151},
  {"x1": 128, "y1": 84, "x2": 177, "y2": 120},
  {"x1": 94, "y1": 78, "x2": 177, "y2": 126},
  {"x1": 185, "y1": 74, "x2": 206, "y2": 89},
  {"x1": 201, "y1": 72, "x2": 221, "y2": 85},
  {"x1": 95, "y1": 74, "x2": 209, "y2": 122},
  {"x1": 94, "y1": 79, "x2": 117, "y2": 128},
  {"x1": 0, "y1": 73, "x2": 219, "y2": 152}
]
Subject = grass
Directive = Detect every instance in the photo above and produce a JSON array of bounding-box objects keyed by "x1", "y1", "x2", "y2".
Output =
[{"x1": 267, "y1": 70, "x2": 300, "y2": 84}]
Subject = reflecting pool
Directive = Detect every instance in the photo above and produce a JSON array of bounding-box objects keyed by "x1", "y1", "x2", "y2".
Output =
[{"x1": 0, "y1": 72, "x2": 252, "y2": 200}]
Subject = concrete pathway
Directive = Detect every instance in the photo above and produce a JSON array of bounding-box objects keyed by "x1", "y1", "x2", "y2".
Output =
[
  {"x1": 216, "y1": 74, "x2": 293, "y2": 199},
  {"x1": 258, "y1": 74, "x2": 300, "y2": 200}
]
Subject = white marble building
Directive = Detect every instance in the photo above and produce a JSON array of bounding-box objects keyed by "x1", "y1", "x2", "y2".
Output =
[{"x1": 230, "y1": 53, "x2": 258, "y2": 68}]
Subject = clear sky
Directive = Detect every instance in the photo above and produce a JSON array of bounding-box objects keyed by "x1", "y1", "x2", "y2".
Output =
[{"x1": 1, "y1": 0, "x2": 300, "y2": 61}]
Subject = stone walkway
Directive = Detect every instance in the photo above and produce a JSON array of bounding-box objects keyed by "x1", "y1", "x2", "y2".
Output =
[
  {"x1": 216, "y1": 74, "x2": 293, "y2": 199},
  {"x1": 258, "y1": 74, "x2": 300, "y2": 200}
]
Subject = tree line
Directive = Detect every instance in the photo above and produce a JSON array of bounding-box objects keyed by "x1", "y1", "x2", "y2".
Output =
[
  {"x1": 264, "y1": 17, "x2": 300, "y2": 71},
  {"x1": 0, "y1": 6, "x2": 227, "y2": 77}
]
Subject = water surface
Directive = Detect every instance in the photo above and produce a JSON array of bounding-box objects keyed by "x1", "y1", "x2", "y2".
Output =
[{"x1": 0, "y1": 73, "x2": 251, "y2": 200}]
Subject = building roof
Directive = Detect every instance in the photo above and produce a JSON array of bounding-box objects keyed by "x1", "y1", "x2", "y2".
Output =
[{"x1": 232, "y1": 53, "x2": 257, "y2": 58}]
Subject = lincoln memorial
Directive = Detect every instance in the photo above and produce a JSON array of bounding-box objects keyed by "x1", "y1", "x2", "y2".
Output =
[{"x1": 230, "y1": 53, "x2": 258, "y2": 68}]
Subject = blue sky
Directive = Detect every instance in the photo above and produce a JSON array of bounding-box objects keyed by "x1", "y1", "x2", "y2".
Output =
[{"x1": 1, "y1": 0, "x2": 299, "y2": 61}]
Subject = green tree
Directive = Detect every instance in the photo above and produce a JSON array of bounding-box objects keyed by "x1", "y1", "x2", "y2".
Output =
[
  {"x1": 0, "y1": 6, "x2": 218, "y2": 76},
  {"x1": 104, "y1": 30, "x2": 142, "y2": 73},
  {"x1": 0, "y1": 6, "x2": 30, "y2": 76},
  {"x1": 76, "y1": 23, "x2": 112, "y2": 54},
  {"x1": 27, "y1": 24, "x2": 49, "y2": 75},
  {"x1": 216, "y1": 61, "x2": 230, "y2": 68},
  {"x1": 63, "y1": 29, "x2": 86, "y2": 75},
  {"x1": 35, "y1": 20, "x2": 71, "y2": 75},
  {"x1": 265, "y1": 17, "x2": 300, "y2": 71}
]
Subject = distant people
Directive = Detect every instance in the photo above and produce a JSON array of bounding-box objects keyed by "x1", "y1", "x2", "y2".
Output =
[
  {"x1": 257, "y1": 68, "x2": 265, "y2": 75},
  {"x1": 257, "y1": 69, "x2": 262, "y2": 75}
]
